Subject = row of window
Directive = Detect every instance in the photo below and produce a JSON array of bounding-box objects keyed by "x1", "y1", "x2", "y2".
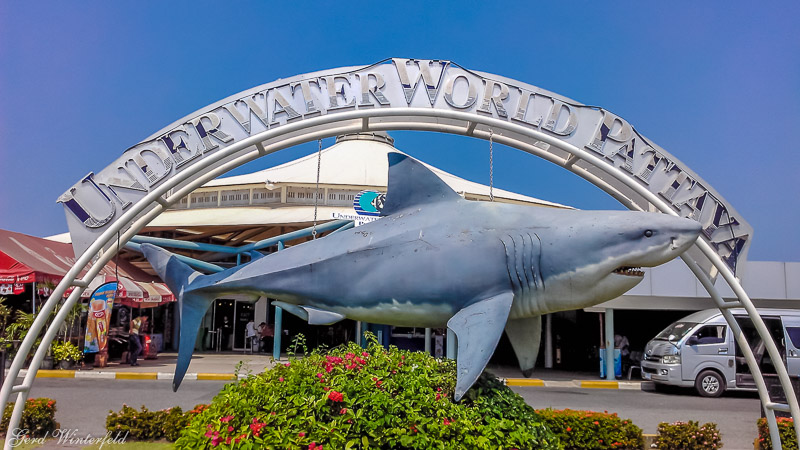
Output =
[{"x1": 172, "y1": 188, "x2": 360, "y2": 209}]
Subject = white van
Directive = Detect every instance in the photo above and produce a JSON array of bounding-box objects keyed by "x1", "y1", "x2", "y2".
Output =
[{"x1": 641, "y1": 308, "x2": 800, "y2": 397}]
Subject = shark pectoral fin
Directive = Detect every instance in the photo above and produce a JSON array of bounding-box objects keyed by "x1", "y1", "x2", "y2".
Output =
[
  {"x1": 303, "y1": 306, "x2": 345, "y2": 325},
  {"x1": 272, "y1": 301, "x2": 308, "y2": 321},
  {"x1": 272, "y1": 302, "x2": 345, "y2": 325},
  {"x1": 447, "y1": 291, "x2": 514, "y2": 401},
  {"x1": 505, "y1": 315, "x2": 542, "y2": 378}
]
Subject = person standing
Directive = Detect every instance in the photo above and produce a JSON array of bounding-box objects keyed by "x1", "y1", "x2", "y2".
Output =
[
  {"x1": 129, "y1": 315, "x2": 143, "y2": 366},
  {"x1": 245, "y1": 319, "x2": 257, "y2": 353}
]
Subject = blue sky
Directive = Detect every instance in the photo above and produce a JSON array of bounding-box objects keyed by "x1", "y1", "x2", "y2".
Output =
[{"x1": 1, "y1": 2, "x2": 798, "y2": 262}]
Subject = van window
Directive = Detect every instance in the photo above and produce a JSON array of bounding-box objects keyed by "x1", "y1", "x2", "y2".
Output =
[
  {"x1": 654, "y1": 322, "x2": 698, "y2": 342},
  {"x1": 690, "y1": 325, "x2": 726, "y2": 345},
  {"x1": 787, "y1": 327, "x2": 800, "y2": 348}
]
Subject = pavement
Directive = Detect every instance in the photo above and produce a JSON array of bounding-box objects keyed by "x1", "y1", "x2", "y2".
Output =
[{"x1": 5, "y1": 351, "x2": 652, "y2": 390}]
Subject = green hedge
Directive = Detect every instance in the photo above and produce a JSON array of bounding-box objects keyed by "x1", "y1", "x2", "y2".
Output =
[
  {"x1": 175, "y1": 335, "x2": 559, "y2": 449},
  {"x1": 535, "y1": 408, "x2": 643, "y2": 449}
]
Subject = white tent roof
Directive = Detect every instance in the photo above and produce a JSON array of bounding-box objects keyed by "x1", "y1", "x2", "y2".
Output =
[{"x1": 202, "y1": 136, "x2": 568, "y2": 208}]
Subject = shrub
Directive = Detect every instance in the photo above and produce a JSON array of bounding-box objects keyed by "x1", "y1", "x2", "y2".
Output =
[
  {"x1": 535, "y1": 408, "x2": 643, "y2": 449},
  {"x1": 106, "y1": 405, "x2": 165, "y2": 440},
  {"x1": 0, "y1": 397, "x2": 58, "y2": 438},
  {"x1": 653, "y1": 420, "x2": 722, "y2": 449},
  {"x1": 105, "y1": 403, "x2": 208, "y2": 442},
  {"x1": 51, "y1": 340, "x2": 83, "y2": 364},
  {"x1": 757, "y1": 417, "x2": 797, "y2": 450},
  {"x1": 175, "y1": 334, "x2": 560, "y2": 449}
]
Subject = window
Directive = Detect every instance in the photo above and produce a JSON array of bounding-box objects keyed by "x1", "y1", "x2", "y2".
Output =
[
  {"x1": 690, "y1": 325, "x2": 726, "y2": 345},
  {"x1": 787, "y1": 327, "x2": 800, "y2": 348}
]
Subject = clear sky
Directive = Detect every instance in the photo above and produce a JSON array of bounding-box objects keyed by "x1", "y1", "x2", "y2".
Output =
[{"x1": 1, "y1": 2, "x2": 798, "y2": 262}]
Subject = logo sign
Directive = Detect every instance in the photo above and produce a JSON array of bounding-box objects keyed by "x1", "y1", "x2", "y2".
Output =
[
  {"x1": 58, "y1": 58, "x2": 752, "y2": 277},
  {"x1": 353, "y1": 191, "x2": 385, "y2": 217}
]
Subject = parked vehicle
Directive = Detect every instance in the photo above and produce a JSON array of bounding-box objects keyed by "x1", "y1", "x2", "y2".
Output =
[{"x1": 641, "y1": 308, "x2": 800, "y2": 397}]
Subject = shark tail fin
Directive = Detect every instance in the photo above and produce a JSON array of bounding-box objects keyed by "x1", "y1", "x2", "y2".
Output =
[{"x1": 140, "y1": 243, "x2": 215, "y2": 392}]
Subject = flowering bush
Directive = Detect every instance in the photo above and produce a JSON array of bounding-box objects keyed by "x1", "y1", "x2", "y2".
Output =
[
  {"x1": 175, "y1": 334, "x2": 559, "y2": 449},
  {"x1": 0, "y1": 397, "x2": 58, "y2": 438},
  {"x1": 654, "y1": 420, "x2": 722, "y2": 449},
  {"x1": 535, "y1": 408, "x2": 643, "y2": 449},
  {"x1": 757, "y1": 417, "x2": 797, "y2": 450}
]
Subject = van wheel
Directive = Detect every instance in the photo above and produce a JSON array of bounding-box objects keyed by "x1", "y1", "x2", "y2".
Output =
[{"x1": 695, "y1": 370, "x2": 725, "y2": 397}]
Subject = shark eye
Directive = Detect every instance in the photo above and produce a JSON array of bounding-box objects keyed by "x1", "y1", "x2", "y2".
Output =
[{"x1": 644, "y1": 230, "x2": 654, "y2": 238}]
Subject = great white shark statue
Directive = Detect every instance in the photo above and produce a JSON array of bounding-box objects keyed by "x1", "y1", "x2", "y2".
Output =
[{"x1": 141, "y1": 153, "x2": 701, "y2": 400}]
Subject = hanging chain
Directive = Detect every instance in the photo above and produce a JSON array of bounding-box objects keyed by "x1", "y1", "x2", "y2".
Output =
[
  {"x1": 312, "y1": 139, "x2": 322, "y2": 239},
  {"x1": 489, "y1": 129, "x2": 494, "y2": 202}
]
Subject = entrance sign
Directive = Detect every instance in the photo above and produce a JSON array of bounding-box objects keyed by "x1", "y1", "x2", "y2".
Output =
[
  {"x1": 5, "y1": 59, "x2": 795, "y2": 450},
  {"x1": 57, "y1": 59, "x2": 751, "y2": 277}
]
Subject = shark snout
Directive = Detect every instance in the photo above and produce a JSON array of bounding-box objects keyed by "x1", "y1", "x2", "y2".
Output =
[{"x1": 637, "y1": 215, "x2": 702, "y2": 267}]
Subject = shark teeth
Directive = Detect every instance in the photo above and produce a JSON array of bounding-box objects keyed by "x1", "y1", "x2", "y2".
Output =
[{"x1": 613, "y1": 266, "x2": 644, "y2": 277}]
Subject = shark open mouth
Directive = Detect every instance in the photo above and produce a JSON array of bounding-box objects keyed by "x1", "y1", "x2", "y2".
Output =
[{"x1": 613, "y1": 266, "x2": 645, "y2": 277}]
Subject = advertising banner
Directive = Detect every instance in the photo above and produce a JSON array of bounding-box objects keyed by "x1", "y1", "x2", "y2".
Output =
[{"x1": 84, "y1": 281, "x2": 116, "y2": 354}]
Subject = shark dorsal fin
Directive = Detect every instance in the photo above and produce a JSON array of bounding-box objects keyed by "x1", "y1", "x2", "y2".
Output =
[{"x1": 382, "y1": 153, "x2": 461, "y2": 216}]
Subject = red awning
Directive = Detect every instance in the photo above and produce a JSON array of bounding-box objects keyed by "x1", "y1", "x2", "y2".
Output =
[{"x1": 0, "y1": 228, "x2": 174, "y2": 305}]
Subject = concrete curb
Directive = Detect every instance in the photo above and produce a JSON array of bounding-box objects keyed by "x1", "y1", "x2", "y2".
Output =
[
  {"x1": 16, "y1": 369, "x2": 237, "y2": 381},
  {"x1": 505, "y1": 378, "x2": 653, "y2": 391},
  {"x1": 19, "y1": 370, "x2": 651, "y2": 390}
]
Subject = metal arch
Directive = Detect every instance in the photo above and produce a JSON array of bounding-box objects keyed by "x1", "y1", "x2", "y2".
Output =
[{"x1": 2, "y1": 108, "x2": 795, "y2": 449}]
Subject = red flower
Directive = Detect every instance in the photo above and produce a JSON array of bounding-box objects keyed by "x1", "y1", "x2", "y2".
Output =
[
  {"x1": 279, "y1": 377, "x2": 284, "y2": 382},
  {"x1": 328, "y1": 390, "x2": 344, "y2": 402},
  {"x1": 362, "y1": 352, "x2": 369, "y2": 357},
  {"x1": 299, "y1": 432, "x2": 306, "y2": 437},
  {"x1": 220, "y1": 415, "x2": 233, "y2": 423},
  {"x1": 443, "y1": 418, "x2": 451, "y2": 426},
  {"x1": 593, "y1": 421, "x2": 599, "y2": 425},
  {"x1": 566, "y1": 427, "x2": 572, "y2": 432},
  {"x1": 227, "y1": 426, "x2": 233, "y2": 432},
  {"x1": 309, "y1": 443, "x2": 317, "y2": 449},
  {"x1": 340, "y1": 408, "x2": 347, "y2": 415}
]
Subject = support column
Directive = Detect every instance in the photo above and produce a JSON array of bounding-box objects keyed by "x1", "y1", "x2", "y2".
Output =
[
  {"x1": 446, "y1": 329, "x2": 457, "y2": 360},
  {"x1": 424, "y1": 328, "x2": 432, "y2": 355},
  {"x1": 272, "y1": 241, "x2": 284, "y2": 360},
  {"x1": 604, "y1": 308, "x2": 615, "y2": 381},
  {"x1": 544, "y1": 314, "x2": 553, "y2": 369},
  {"x1": 355, "y1": 321, "x2": 362, "y2": 346}
]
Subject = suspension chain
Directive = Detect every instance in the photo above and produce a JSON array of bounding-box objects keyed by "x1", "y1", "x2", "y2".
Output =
[
  {"x1": 312, "y1": 139, "x2": 322, "y2": 239},
  {"x1": 489, "y1": 129, "x2": 494, "y2": 202}
]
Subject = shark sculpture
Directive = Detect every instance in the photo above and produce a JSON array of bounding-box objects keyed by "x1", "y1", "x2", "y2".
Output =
[{"x1": 141, "y1": 153, "x2": 701, "y2": 400}]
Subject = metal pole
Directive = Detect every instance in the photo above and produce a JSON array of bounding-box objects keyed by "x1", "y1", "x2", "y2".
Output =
[
  {"x1": 544, "y1": 314, "x2": 553, "y2": 369},
  {"x1": 272, "y1": 241, "x2": 284, "y2": 360},
  {"x1": 31, "y1": 284, "x2": 36, "y2": 316},
  {"x1": 604, "y1": 309, "x2": 615, "y2": 381},
  {"x1": 446, "y1": 329, "x2": 456, "y2": 360},
  {"x1": 424, "y1": 328, "x2": 431, "y2": 355},
  {"x1": 355, "y1": 321, "x2": 362, "y2": 346}
]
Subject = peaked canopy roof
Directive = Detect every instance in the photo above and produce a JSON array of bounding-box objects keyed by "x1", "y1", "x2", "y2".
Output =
[{"x1": 202, "y1": 133, "x2": 567, "y2": 208}]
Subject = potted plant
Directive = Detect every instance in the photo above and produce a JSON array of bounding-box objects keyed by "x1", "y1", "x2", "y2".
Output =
[{"x1": 51, "y1": 340, "x2": 83, "y2": 369}]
